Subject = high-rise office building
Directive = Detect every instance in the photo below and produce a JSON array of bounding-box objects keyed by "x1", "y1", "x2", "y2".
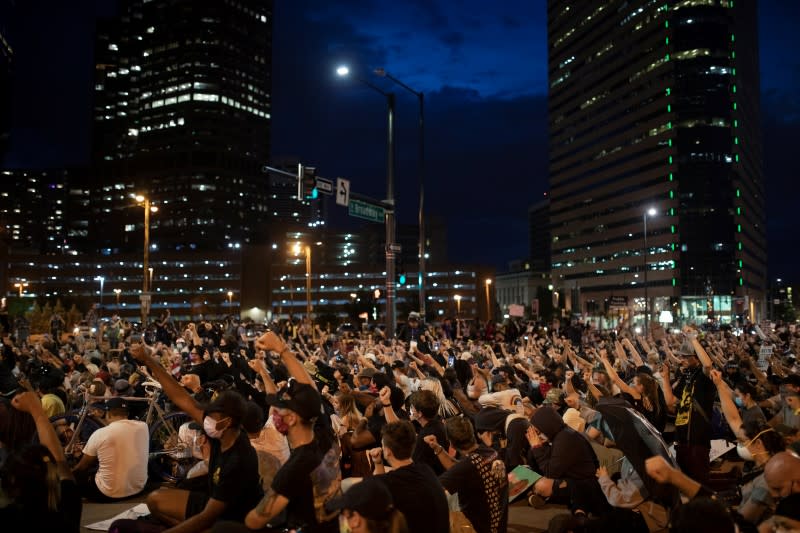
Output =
[
  {"x1": 547, "y1": 0, "x2": 765, "y2": 325},
  {"x1": 528, "y1": 198, "x2": 551, "y2": 273},
  {"x1": 0, "y1": 169, "x2": 70, "y2": 253},
  {"x1": 91, "y1": 0, "x2": 273, "y2": 254}
]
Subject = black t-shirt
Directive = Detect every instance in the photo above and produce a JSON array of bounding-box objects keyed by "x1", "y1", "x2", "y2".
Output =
[
  {"x1": 271, "y1": 441, "x2": 340, "y2": 533},
  {"x1": 674, "y1": 368, "x2": 716, "y2": 446},
  {"x1": 439, "y1": 446, "x2": 509, "y2": 533},
  {"x1": 414, "y1": 418, "x2": 450, "y2": 475},
  {"x1": 376, "y1": 462, "x2": 450, "y2": 533},
  {"x1": 0, "y1": 479, "x2": 82, "y2": 533},
  {"x1": 207, "y1": 429, "x2": 263, "y2": 522}
]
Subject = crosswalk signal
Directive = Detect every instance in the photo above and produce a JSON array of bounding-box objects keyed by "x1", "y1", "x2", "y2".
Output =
[
  {"x1": 398, "y1": 268, "x2": 407, "y2": 286},
  {"x1": 297, "y1": 164, "x2": 318, "y2": 200}
]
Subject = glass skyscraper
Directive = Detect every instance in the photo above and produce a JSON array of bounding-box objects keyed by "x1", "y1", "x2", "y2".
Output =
[
  {"x1": 547, "y1": 0, "x2": 765, "y2": 325},
  {"x1": 91, "y1": 0, "x2": 273, "y2": 254}
]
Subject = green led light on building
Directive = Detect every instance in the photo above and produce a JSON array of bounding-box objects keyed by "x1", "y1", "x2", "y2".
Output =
[
  {"x1": 665, "y1": 20, "x2": 669, "y2": 28},
  {"x1": 667, "y1": 104, "x2": 671, "y2": 112},
  {"x1": 669, "y1": 190, "x2": 674, "y2": 199},
  {"x1": 733, "y1": 102, "x2": 737, "y2": 110},
  {"x1": 670, "y1": 243, "x2": 676, "y2": 251},
  {"x1": 737, "y1": 224, "x2": 742, "y2": 232},
  {"x1": 668, "y1": 139, "x2": 672, "y2": 147},
  {"x1": 665, "y1": 54, "x2": 670, "y2": 61},
  {"x1": 670, "y1": 225, "x2": 676, "y2": 234},
  {"x1": 737, "y1": 242, "x2": 742, "y2": 250},
  {"x1": 732, "y1": 85, "x2": 737, "y2": 93},
  {"x1": 734, "y1": 119, "x2": 738, "y2": 127},
  {"x1": 732, "y1": 68, "x2": 736, "y2": 76},
  {"x1": 734, "y1": 137, "x2": 739, "y2": 144},
  {"x1": 738, "y1": 260, "x2": 743, "y2": 268},
  {"x1": 672, "y1": 278, "x2": 677, "y2": 287},
  {"x1": 735, "y1": 154, "x2": 739, "y2": 162},
  {"x1": 669, "y1": 208, "x2": 675, "y2": 216},
  {"x1": 736, "y1": 189, "x2": 741, "y2": 197},
  {"x1": 665, "y1": 37, "x2": 669, "y2": 45},
  {"x1": 739, "y1": 278, "x2": 744, "y2": 286},
  {"x1": 666, "y1": 88, "x2": 671, "y2": 96},
  {"x1": 736, "y1": 207, "x2": 741, "y2": 215},
  {"x1": 669, "y1": 173, "x2": 674, "y2": 181},
  {"x1": 669, "y1": 156, "x2": 673, "y2": 164},
  {"x1": 668, "y1": 121, "x2": 672, "y2": 129}
]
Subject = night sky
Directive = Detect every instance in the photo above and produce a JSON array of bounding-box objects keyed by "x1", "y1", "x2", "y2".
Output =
[{"x1": 4, "y1": 1, "x2": 799, "y2": 281}]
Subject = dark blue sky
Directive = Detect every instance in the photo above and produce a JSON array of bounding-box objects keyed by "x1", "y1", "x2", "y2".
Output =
[{"x1": 4, "y1": 0, "x2": 799, "y2": 280}]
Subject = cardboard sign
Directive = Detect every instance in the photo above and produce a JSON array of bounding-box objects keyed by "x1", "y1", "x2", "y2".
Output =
[
  {"x1": 651, "y1": 324, "x2": 666, "y2": 342},
  {"x1": 509, "y1": 304, "x2": 525, "y2": 317}
]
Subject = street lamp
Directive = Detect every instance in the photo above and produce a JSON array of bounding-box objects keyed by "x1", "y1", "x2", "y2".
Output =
[
  {"x1": 95, "y1": 276, "x2": 105, "y2": 312},
  {"x1": 643, "y1": 207, "x2": 657, "y2": 335},
  {"x1": 113, "y1": 288, "x2": 122, "y2": 308},
  {"x1": 336, "y1": 64, "x2": 397, "y2": 336},
  {"x1": 293, "y1": 242, "x2": 313, "y2": 320},
  {"x1": 454, "y1": 294, "x2": 462, "y2": 315},
  {"x1": 375, "y1": 67, "x2": 426, "y2": 322},
  {"x1": 485, "y1": 279, "x2": 493, "y2": 321},
  {"x1": 13, "y1": 281, "x2": 28, "y2": 297},
  {"x1": 227, "y1": 291, "x2": 234, "y2": 312},
  {"x1": 133, "y1": 194, "x2": 158, "y2": 325}
]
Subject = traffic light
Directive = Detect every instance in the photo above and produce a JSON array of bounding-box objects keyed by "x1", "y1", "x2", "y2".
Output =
[
  {"x1": 297, "y1": 164, "x2": 318, "y2": 200},
  {"x1": 397, "y1": 265, "x2": 407, "y2": 286}
]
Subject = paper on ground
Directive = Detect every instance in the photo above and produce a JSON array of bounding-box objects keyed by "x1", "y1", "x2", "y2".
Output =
[{"x1": 85, "y1": 502, "x2": 150, "y2": 531}]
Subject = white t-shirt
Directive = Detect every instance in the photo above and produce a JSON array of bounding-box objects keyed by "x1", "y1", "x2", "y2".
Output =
[{"x1": 83, "y1": 419, "x2": 149, "y2": 498}]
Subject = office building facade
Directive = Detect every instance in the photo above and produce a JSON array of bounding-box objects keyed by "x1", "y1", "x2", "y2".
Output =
[
  {"x1": 547, "y1": 0, "x2": 765, "y2": 326},
  {"x1": 91, "y1": 0, "x2": 274, "y2": 254}
]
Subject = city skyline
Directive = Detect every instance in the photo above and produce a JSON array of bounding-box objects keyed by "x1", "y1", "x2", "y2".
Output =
[{"x1": 2, "y1": 0, "x2": 798, "y2": 281}]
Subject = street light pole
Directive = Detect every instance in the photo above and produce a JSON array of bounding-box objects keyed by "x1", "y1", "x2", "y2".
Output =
[
  {"x1": 95, "y1": 276, "x2": 105, "y2": 312},
  {"x1": 485, "y1": 279, "x2": 492, "y2": 322},
  {"x1": 336, "y1": 66, "x2": 397, "y2": 336},
  {"x1": 455, "y1": 294, "x2": 462, "y2": 316},
  {"x1": 134, "y1": 195, "x2": 157, "y2": 326},
  {"x1": 114, "y1": 289, "x2": 121, "y2": 309},
  {"x1": 375, "y1": 69, "x2": 426, "y2": 322},
  {"x1": 293, "y1": 242, "x2": 313, "y2": 321},
  {"x1": 643, "y1": 207, "x2": 657, "y2": 335}
]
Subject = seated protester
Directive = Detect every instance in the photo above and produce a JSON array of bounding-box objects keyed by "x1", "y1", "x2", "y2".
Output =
[
  {"x1": 244, "y1": 379, "x2": 341, "y2": 533},
  {"x1": 474, "y1": 405, "x2": 530, "y2": 472},
  {"x1": 761, "y1": 375, "x2": 800, "y2": 431},
  {"x1": 598, "y1": 352, "x2": 666, "y2": 433},
  {"x1": 325, "y1": 476, "x2": 409, "y2": 533},
  {"x1": 124, "y1": 343, "x2": 262, "y2": 532},
  {"x1": 595, "y1": 459, "x2": 667, "y2": 533},
  {"x1": 763, "y1": 451, "x2": 800, "y2": 501},
  {"x1": 408, "y1": 390, "x2": 450, "y2": 475},
  {"x1": 526, "y1": 405, "x2": 609, "y2": 517},
  {"x1": 0, "y1": 392, "x2": 82, "y2": 533},
  {"x1": 711, "y1": 369, "x2": 785, "y2": 525},
  {"x1": 366, "y1": 421, "x2": 450, "y2": 533},
  {"x1": 71, "y1": 397, "x2": 149, "y2": 501},
  {"x1": 734, "y1": 380, "x2": 767, "y2": 430},
  {"x1": 477, "y1": 376, "x2": 525, "y2": 415},
  {"x1": 425, "y1": 416, "x2": 508, "y2": 533}
]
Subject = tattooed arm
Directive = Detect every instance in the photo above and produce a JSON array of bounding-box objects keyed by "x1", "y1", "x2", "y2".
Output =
[{"x1": 245, "y1": 488, "x2": 290, "y2": 530}]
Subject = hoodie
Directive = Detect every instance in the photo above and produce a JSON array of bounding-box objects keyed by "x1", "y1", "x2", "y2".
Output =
[{"x1": 528, "y1": 406, "x2": 597, "y2": 480}]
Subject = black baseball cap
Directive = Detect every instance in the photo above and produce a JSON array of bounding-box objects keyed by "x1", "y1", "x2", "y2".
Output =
[
  {"x1": 205, "y1": 389, "x2": 247, "y2": 425},
  {"x1": 264, "y1": 379, "x2": 321, "y2": 421},
  {"x1": 325, "y1": 477, "x2": 394, "y2": 520},
  {"x1": 0, "y1": 373, "x2": 21, "y2": 398},
  {"x1": 104, "y1": 397, "x2": 129, "y2": 410}
]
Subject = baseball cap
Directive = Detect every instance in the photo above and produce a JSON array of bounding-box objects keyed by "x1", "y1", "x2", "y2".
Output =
[
  {"x1": 391, "y1": 360, "x2": 406, "y2": 370},
  {"x1": 325, "y1": 476, "x2": 394, "y2": 520},
  {"x1": 114, "y1": 378, "x2": 133, "y2": 396},
  {"x1": 408, "y1": 311, "x2": 420, "y2": 321},
  {"x1": 104, "y1": 397, "x2": 129, "y2": 411},
  {"x1": 205, "y1": 389, "x2": 247, "y2": 424},
  {"x1": 0, "y1": 373, "x2": 21, "y2": 398},
  {"x1": 264, "y1": 379, "x2": 321, "y2": 421},
  {"x1": 459, "y1": 351, "x2": 474, "y2": 361},
  {"x1": 357, "y1": 367, "x2": 377, "y2": 380}
]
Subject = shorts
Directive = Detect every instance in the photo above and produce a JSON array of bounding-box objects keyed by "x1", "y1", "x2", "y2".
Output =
[{"x1": 185, "y1": 490, "x2": 210, "y2": 518}]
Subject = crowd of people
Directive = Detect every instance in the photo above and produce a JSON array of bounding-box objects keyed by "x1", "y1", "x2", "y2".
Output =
[{"x1": 0, "y1": 307, "x2": 799, "y2": 533}]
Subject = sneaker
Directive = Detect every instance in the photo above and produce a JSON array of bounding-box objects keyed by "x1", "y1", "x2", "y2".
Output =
[{"x1": 527, "y1": 493, "x2": 547, "y2": 508}]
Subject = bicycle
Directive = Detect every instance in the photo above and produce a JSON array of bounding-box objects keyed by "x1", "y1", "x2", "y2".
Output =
[{"x1": 50, "y1": 379, "x2": 197, "y2": 483}]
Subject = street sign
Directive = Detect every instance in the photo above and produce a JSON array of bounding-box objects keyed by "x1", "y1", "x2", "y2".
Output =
[
  {"x1": 348, "y1": 198, "x2": 385, "y2": 223},
  {"x1": 315, "y1": 177, "x2": 333, "y2": 195},
  {"x1": 336, "y1": 178, "x2": 350, "y2": 206}
]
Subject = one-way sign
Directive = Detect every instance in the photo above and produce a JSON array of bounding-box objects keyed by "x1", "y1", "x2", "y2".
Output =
[
  {"x1": 336, "y1": 178, "x2": 350, "y2": 207},
  {"x1": 315, "y1": 177, "x2": 333, "y2": 195}
]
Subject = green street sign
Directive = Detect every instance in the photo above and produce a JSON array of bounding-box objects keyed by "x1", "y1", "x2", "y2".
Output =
[{"x1": 348, "y1": 198, "x2": 385, "y2": 223}]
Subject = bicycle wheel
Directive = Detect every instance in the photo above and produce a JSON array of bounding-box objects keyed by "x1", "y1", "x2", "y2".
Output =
[
  {"x1": 148, "y1": 411, "x2": 197, "y2": 484},
  {"x1": 49, "y1": 412, "x2": 105, "y2": 467}
]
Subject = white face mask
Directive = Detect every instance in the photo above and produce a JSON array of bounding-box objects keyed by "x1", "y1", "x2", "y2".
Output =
[
  {"x1": 203, "y1": 416, "x2": 229, "y2": 439},
  {"x1": 736, "y1": 443, "x2": 754, "y2": 462}
]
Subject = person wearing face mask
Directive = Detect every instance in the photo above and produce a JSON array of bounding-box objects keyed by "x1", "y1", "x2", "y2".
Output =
[
  {"x1": 71, "y1": 397, "x2": 149, "y2": 501},
  {"x1": 123, "y1": 343, "x2": 261, "y2": 533},
  {"x1": 239, "y1": 378, "x2": 340, "y2": 533},
  {"x1": 712, "y1": 369, "x2": 786, "y2": 525},
  {"x1": 734, "y1": 380, "x2": 767, "y2": 429}
]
